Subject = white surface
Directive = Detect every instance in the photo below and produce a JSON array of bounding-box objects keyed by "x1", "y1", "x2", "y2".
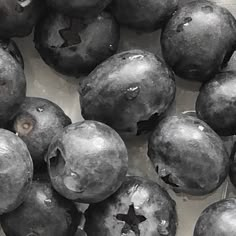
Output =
[{"x1": 1, "y1": 0, "x2": 236, "y2": 236}]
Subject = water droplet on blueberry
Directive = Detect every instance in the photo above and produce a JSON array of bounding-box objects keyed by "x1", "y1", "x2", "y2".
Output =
[
  {"x1": 37, "y1": 107, "x2": 44, "y2": 112},
  {"x1": 64, "y1": 174, "x2": 84, "y2": 193},
  {"x1": 128, "y1": 55, "x2": 144, "y2": 60},
  {"x1": 44, "y1": 198, "x2": 52, "y2": 206},
  {"x1": 125, "y1": 86, "x2": 140, "y2": 100},
  {"x1": 109, "y1": 44, "x2": 115, "y2": 52}
]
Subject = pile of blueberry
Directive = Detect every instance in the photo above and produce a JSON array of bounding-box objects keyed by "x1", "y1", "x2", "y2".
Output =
[{"x1": 1, "y1": 0, "x2": 236, "y2": 235}]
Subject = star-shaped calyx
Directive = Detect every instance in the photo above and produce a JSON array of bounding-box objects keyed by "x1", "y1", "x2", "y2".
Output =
[
  {"x1": 59, "y1": 19, "x2": 87, "y2": 48},
  {"x1": 116, "y1": 204, "x2": 146, "y2": 236}
]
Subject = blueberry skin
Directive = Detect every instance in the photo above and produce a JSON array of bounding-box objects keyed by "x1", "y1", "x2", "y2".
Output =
[
  {"x1": 194, "y1": 198, "x2": 236, "y2": 236},
  {"x1": 46, "y1": 0, "x2": 111, "y2": 18},
  {"x1": 0, "y1": 129, "x2": 33, "y2": 215},
  {"x1": 161, "y1": 0, "x2": 236, "y2": 82},
  {"x1": 34, "y1": 11, "x2": 119, "y2": 77},
  {"x1": 84, "y1": 176, "x2": 177, "y2": 236},
  {"x1": 0, "y1": 48, "x2": 26, "y2": 128},
  {"x1": 1, "y1": 180, "x2": 81, "y2": 236},
  {"x1": 46, "y1": 120, "x2": 128, "y2": 203},
  {"x1": 0, "y1": 39, "x2": 24, "y2": 68},
  {"x1": 10, "y1": 97, "x2": 71, "y2": 168},
  {"x1": 229, "y1": 162, "x2": 236, "y2": 188},
  {"x1": 80, "y1": 49, "x2": 176, "y2": 135},
  {"x1": 196, "y1": 71, "x2": 236, "y2": 136},
  {"x1": 148, "y1": 115, "x2": 229, "y2": 196},
  {"x1": 0, "y1": 0, "x2": 45, "y2": 38},
  {"x1": 110, "y1": 0, "x2": 178, "y2": 31}
]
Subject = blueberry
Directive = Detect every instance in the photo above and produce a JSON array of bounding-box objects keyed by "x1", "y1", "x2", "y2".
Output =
[
  {"x1": 161, "y1": 0, "x2": 236, "y2": 82},
  {"x1": 148, "y1": 114, "x2": 229, "y2": 196},
  {"x1": 0, "y1": 39, "x2": 24, "y2": 68},
  {"x1": 1, "y1": 179, "x2": 81, "y2": 236},
  {"x1": 194, "y1": 198, "x2": 236, "y2": 236},
  {"x1": 46, "y1": 0, "x2": 111, "y2": 18},
  {"x1": 0, "y1": 0, "x2": 45, "y2": 38},
  {"x1": 10, "y1": 97, "x2": 71, "y2": 168},
  {"x1": 80, "y1": 49, "x2": 176, "y2": 135},
  {"x1": 0, "y1": 129, "x2": 33, "y2": 215},
  {"x1": 111, "y1": 0, "x2": 178, "y2": 31},
  {"x1": 46, "y1": 120, "x2": 128, "y2": 203},
  {"x1": 34, "y1": 11, "x2": 119, "y2": 77},
  {"x1": 196, "y1": 71, "x2": 236, "y2": 136},
  {"x1": 84, "y1": 176, "x2": 177, "y2": 236},
  {"x1": 0, "y1": 48, "x2": 26, "y2": 128}
]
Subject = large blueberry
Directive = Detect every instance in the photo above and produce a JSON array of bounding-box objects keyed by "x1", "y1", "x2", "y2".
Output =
[
  {"x1": 46, "y1": 0, "x2": 111, "y2": 18},
  {"x1": 196, "y1": 71, "x2": 236, "y2": 136},
  {"x1": 161, "y1": 0, "x2": 236, "y2": 82},
  {"x1": 0, "y1": 48, "x2": 26, "y2": 128},
  {"x1": 194, "y1": 198, "x2": 236, "y2": 236},
  {"x1": 10, "y1": 97, "x2": 71, "y2": 168},
  {"x1": 34, "y1": 11, "x2": 119, "y2": 77},
  {"x1": 46, "y1": 120, "x2": 128, "y2": 203},
  {"x1": 84, "y1": 176, "x2": 177, "y2": 236},
  {"x1": 0, "y1": 39, "x2": 24, "y2": 68},
  {"x1": 80, "y1": 49, "x2": 176, "y2": 135},
  {"x1": 0, "y1": 129, "x2": 33, "y2": 215},
  {"x1": 0, "y1": 0, "x2": 45, "y2": 38},
  {"x1": 148, "y1": 115, "x2": 229, "y2": 196},
  {"x1": 111, "y1": 0, "x2": 178, "y2": 31},
  {"x1": 1, "y1": 179, "x2": 81, "y2": 236}
]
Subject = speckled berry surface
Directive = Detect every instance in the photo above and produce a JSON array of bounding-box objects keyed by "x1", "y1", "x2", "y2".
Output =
[
  {"x1": 161, "y1": 0, "x2": 236, "y2": 81},
  {"x1": 0, "y1": 0, "x2": 45, "y2": 38},
  {"x1": 11, "y1": 97, "x2": 71, "y2": 167},
  {"x1": 46, "y1": 120, "x2": 128, "y2": 203},
  {"x1": 148, "y1": 115, "x2": 229, "y2": 196},
  {"x1": 0, "y1": 48, "x2": 26, "y2": 128},
  {"x1": 0, "y1": 129, "x2": 33, "y2": 215},
  {"x1": 34, "y1": 11, "x2": 119, "y2": 77},
  {"x1": 194, "y1": 198, "x2": 236, "y2": 236},
  {"x1": 80, "y1": 49, "x2": 176, "y2": 135},
  {"x1": 111, "y1": 0, "x2": 178, "y2": 31},
  {"x1": 1, "y1": 179, "x2": 81, "y2": 236},
  {"x1": 85, "y1": 176, "x2": 177, "y2": 236},
  {"x1": 196, "y1": 71, "x2": 236, "y2": 136},
  {"x1": 0, "y1": 0, "x2": 235, "y2": 235}
]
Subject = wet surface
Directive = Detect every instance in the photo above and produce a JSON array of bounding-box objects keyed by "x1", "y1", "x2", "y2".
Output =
[{"x1": 0, "y1": 0, "x2": 236, "y2": 235}]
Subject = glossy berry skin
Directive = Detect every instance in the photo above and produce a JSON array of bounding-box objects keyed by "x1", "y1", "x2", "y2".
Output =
[
  {"x1": 148, "y1": 115, "x2": 229, "y2": 196},
  {"x1": 111, "y1": 0, "x2": 178, "y2": 31},
  {"x1": 34, "y1": 11, "x2": 119, "y2": 77},
  {"x1": 0, "y1": 48, "x2": 26, "y2": 128},
  {"x1": 194, "y1": 198, "x2": 236, "y2": 236},
  {"x1": 0, "y1": 39, "x2": 24, "y2": 68},
  {"x1": 84, "y1": 176, "x2": 177, "y2": 236},
  {"x1": 46, "y1": 0, "x2": 112, "y2": 18},
  {"x1": 161, "y1": 0, "x2": 236, "y2": 82},
  {"x1": 11, "y1": 97, "x2": 71, "y2": 168},
  {"x1": 46, "y1": 120, "x2": 128, "y2": 203},
  {"x1": 80, "y1": 49, "x2": 176, "y2": 135},
  {"x1": 196, "y1": 71, "x2": 236, "y2": 136},
  {"x1": 0, "y1": 0, "x2": 45, "y2": 38},
  {"x1": 0, "y1": 129, "x2": 33, "y2": 215},
  {"x1": 1, "y1": 180, "x2": 81, "y2": 236},
  {"x1": 229, "y1": 161, "x2": 236, "y2": 188}
]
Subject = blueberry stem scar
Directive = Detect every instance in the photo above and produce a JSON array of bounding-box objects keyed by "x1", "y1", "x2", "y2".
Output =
[
  {"x1": 116, "y1": 204, "x2": 146, "y2": 236},
  {"x1": 59, "y1": 19, "x2": 86, "y2": 47}
]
